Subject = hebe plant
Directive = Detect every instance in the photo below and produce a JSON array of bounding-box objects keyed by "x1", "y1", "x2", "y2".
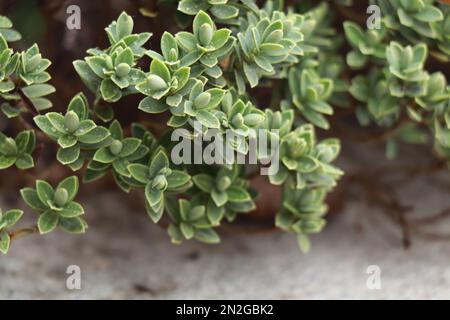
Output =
[{"x1": 1, "y1": 0, "x2": 449, "y2": 254}]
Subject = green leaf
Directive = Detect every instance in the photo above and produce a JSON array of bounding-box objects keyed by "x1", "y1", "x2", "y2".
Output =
[
  {"x1": 2, "y1": 209, "x2": 23, "y2": 228},
  {"x1": 145, "y1": 184, "x2": 163, "y2": 207},
  {"x1": 35, "y1": 180, "x2": 55, "y2": 206},
  {"x1": 203, "y1": 88, "x2": 225, "y2": 109},
  {"x1": 78, "y1": 126, "x2": 110, "y2": 144},
  {"x1": 193, "y1": 174, "x2": 214, "y2": 192},
  {"x1": 106, "y1": 120, "x2": 122, "y2": 140},
  {"x1": 112, "y1": 158, "x2": 131, "y2": 177},
  {"x1": 193, "y1": 11, "x2": 214, "y2": 39},
  {"x1": 83, "y1": 168, "x2": 108, "y2": 183},
  {"x1": 31, "y1": 97, "x2": 53, "y2": 111},
  {"x1": 211, "y1": 188, "x2": 228, "y2": 207},
  {"x1": 150, "y1": 59, "x2": 171, "y2": 83},
  {"x1": 0, "y1": 231, "x2": 10, "y2": 254},
  {"x1": 22, "y1": 84, "x2": 55, "y2": 98},
  {"x1": 100, "y1": 79, "x2": 122, "y2": 102},
  {"x1": 196, "y1": 110, "x2": 220, "y2": 128},
  {"x1": 57, "y1": 145, "x2": 80, "y2": 165},
  {"x1": 302, "y1": 109, "x2": 329, "y2": 130},
  {"x1": 227, "y1": 186, "x2": 251, "y2": 203},
  {"x1": 178, "y1": 0, "x2": 207, "y2": 15},
  {"x1": 128, "y1": 163, "x2": 149, "y2": 184},
  {"x1": 207, "y1": 200, "x2": 224, "y2": 225},
  {"x1": 166, "y1": 94, "x2": 183, "y2": 107},
  {"x1": 386, "y1": 42, "x2": 403, "y2": 70},
  {"x1": 180, "y1": 222, "x2": 195, "y2": 239},
  {"x1": 199, "y1": 55, "x2": 217, "y2": 67},
  {"x1": 0, "y1": 134, "x2": 17, "y2": 156},
  {"x1": 194, "y1": 228, "x2": 220, "y2": 244},
  {"x1": 297, "y1": 156, "x2": 318, "y2": 173},
  {"x1": 127, "y1": 145, "x2": 149, "y2": 161},
  {"x1": 20, "y1": 188, "x2": 47, "y2": 211},
  {"x1": 46, "y1": 113, "x2": 67, "y2": 133},
  {"x1": 59, "y1": 202, "x2": 84, "y2": 218},
  {"x1": 167, "y1": 115, "x2": 188, "y2": 127},
  {"x1": 15, "y1": 130, "x2": 35, "y2": 154},
  {"x1": 94, "y1": 147, "x2": 117, "y2": 163},
  {"x1": 59, "y1": 217, "x2": 86, "y2": 234},
  {"x1": 211, "y1": 29, "x2": 231, "y2": 49},
  {"x1": 145, "y1": 200, "x2": 164, "y2": 223},
  {"x1": 176, "y1": 32, "x2": 198, "y2": 51},
  {"x1": 1, "y1": 102, "x2": 22, "y2": 118},
  {"x1": 0, "y1": 155, "x2": 16, "y2": 169},
  {"x1": 254, "y1": 56, "x2": 273, "y2": 73},
  {"x1": 0, "y1": 16, "x2": 13, "y2": 28},
  {"x1": 343, "y1": 21, "x2": 365, "y2": 47},
  {"x1": 75, "y1": 120, "x2": 96, "y2": 137},
  {"x1": 166, "y1": 170, "x2": 191, "y2": 191},
  {"x1": 73, "y1": 60, "x2": 102, "y2": 92},
  {"x1": 0, "y1": 80, "x2": 14, "y2": 93},
  {"x1": 297, "y1": 233, "x2": 311, "y2": 253},
  {"x1": 189, "y1": 205, "x2": 205, "y2": 221},
  {"x1": 268, "y1": 166, "x2": 288, "y2": 185},
  {"x1": 68, "y1": 93, "x2": 88, "y2": 120},
  {"x1": 149, "y1": 150, "x2": 169, "y2": 176},
  {"x1": 412, "y1": 43, "x2": 427, "y2": 65},
  {"x1": 37, "y1": 211, "x2": 59, "y2": 234},
  {"x1": 173, "y1": 67, "x2": 190, "y2": 92},
  {"x1": 57, "y1": 176, "x2": 79, "y2": 203},
  {"x1": 346, "y1": 50, "x2": 367, "y2": 68},
  {"x1": 15, "y1": 154, "x2": 34, "y2": 169},
  {"x1": 116, "y1": 47, "x2": 134, "y2": 66},
  {"x1": 118, "y1": 138, "x2": 141, "y2": 157},
  {"x1": 275, "y1": 210, "x2": 294, "y2": 230},
  {"x1": 68, "y1": 157, "x2": 85, "y2": 172},
  {"x1": 85, "y1": 56, "x2": 107, "y2": 78},
  {"x1": 168, "y1": 224, "x2": 183, "y2": 244},
  {"x1": 116, "y1": 12, "x2": 134, "y2": 40},
  {"x1": 58, "y1": 135, "x2": 77, "y2": 148},
  {"x1": 180, "y1": 50, "x2": 201, "y2": 66},
  {"x1": 161, "y1": 32, "x2": 178, "y2": 60},
  {"x1": 94, "y1": 103, "x2": 114, "y2": 122},
  {"x1": 243, "y1": 62, "x2": 259, "y2": 87},
  {"x1": 34, "y1": 115, "x2": 60, "y2": 139},
  {"x1": 211, "y1": 4, "x2": 239, "y2": 20},
  {"x1": 138, "y1": 97, "x2": 169, "y2": 114},
  {"x1": 413, "y1": 6, "x2": 444, "y2": 23},
  {"x1": 1, "y1": 28, "x2": 20, "y2": 42}
]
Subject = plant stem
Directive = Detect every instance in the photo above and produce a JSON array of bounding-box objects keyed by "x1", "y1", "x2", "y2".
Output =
[{"x1": 8, "y1": 225, "x2": 39, "y2": 240}]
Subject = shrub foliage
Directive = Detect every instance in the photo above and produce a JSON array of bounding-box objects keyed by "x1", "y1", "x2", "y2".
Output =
[{"x1": 1, "y1": 0, "x2": 449, "y2": 253}]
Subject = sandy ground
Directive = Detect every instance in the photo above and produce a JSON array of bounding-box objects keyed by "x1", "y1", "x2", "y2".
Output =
[{"x1": 1, "y1": 165, "x2": 450, "y2": 300}]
